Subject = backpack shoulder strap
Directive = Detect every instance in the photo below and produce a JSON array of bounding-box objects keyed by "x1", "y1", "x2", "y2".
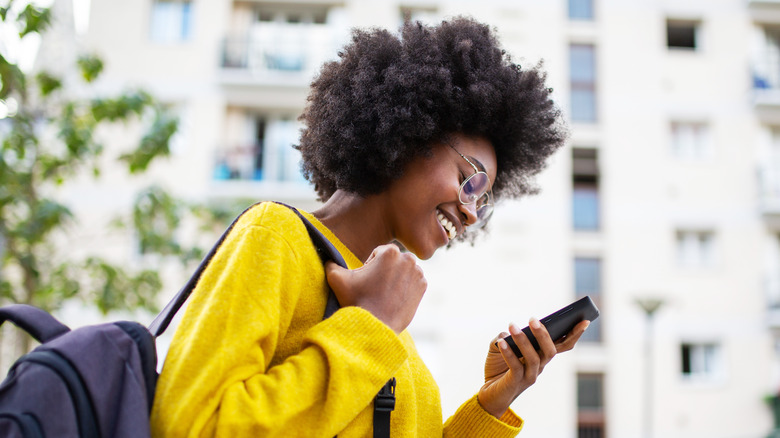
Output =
[
  {"x1": 276, "y1": 202, "x2": 344, "y2": 319},
  {"x1": 147, "y1": 202, "x2": 262, "y2": 336},
  {"x1": 148, "y1": 202, "x2": 345, "y2": 336},
  {"x1": 0, "y1": 304, "x2": 71, "y2": 343}
]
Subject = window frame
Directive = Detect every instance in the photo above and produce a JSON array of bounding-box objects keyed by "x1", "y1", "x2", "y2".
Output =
[
  {"x1": 680, "y1": 342, "x2": 725, "y2": 383},
  {"x1": 666, "y1": 19, "x2": 700, "y2": 51},
  {"x1": 149, "y1": 0, "x2": 194, "y2": 44}
]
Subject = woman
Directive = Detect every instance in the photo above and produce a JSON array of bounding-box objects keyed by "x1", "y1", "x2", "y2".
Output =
[{"x1": 151, "y1": 17, "x2": 589, "y2": 437}]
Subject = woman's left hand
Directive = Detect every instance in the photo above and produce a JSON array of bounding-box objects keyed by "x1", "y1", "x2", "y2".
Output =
[{"x1": 477, "y1": 319, "x2": 590, "y2": 418}]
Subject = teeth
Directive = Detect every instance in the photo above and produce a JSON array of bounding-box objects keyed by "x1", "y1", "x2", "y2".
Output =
[{"x1": 437, "y1": 210, "x2": 457, "y2": 240}]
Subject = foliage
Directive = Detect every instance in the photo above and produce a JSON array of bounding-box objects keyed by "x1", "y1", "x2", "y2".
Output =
[{"x1": 0, "y1": 1, "x2": 185, "y2": 319}]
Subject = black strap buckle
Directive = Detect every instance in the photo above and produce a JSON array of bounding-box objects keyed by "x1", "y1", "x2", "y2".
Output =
[{"x1": 374, "y1": 377, "x2": 396, "y2": 412}]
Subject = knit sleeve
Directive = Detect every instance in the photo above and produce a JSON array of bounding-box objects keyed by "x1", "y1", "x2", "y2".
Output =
[
  {"x1": 151, "y1": 221, "x2": 408, "y2": 438},
  {"x1": 443, "y1": 394, "x2": 524, "y2": 438}
]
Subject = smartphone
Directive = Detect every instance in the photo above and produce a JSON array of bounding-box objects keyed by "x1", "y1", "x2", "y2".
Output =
[{"x1": 497, "y1": 296, "x2": 600, "y2": 358}]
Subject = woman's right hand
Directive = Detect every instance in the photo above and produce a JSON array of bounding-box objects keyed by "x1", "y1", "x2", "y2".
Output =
[{"x1": 325, "y1": 244, "x2": 427, "y2": 333}]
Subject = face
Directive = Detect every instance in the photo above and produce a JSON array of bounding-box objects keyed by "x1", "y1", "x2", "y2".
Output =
[{"x1": 383, "y1": 133, "x2": 497, "y2": 260}]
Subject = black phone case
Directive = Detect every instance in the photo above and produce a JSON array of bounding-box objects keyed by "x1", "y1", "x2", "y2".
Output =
[{"x1": 499, "y1": 296, "x2": 600, "y2": 358}]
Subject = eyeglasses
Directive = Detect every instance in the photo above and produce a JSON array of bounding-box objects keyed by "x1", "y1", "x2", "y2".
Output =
[{"x1": 449, "y1": 145, "x2": 494, "y2": 229}]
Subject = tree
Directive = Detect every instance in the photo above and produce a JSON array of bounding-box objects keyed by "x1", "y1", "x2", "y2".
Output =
[{"x1": 0, "y1": 1, "x2": 214, "y2": 355}]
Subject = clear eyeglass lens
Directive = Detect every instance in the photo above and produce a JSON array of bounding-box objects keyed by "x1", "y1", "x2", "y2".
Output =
[{"x1": 460, "y1": 172, "x2": 489, "y2": 205}]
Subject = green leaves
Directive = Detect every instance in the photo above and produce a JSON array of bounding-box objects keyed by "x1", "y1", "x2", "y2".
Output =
[
  {"x1": 0, "y1": 2, "x2": 185, "y2": 319},
  {"x1": 129, "y1": 185, "x2": 203, "y2": 265},
  {"x1": 0, "y1": 53, "x2": 26, "y2": 99},
  {"x1": 36, "y1": 71, "x2": 61, "y2": 96},
  {"x1": 77, "y1": 56, "x2": 103, "y2": 83},
  {"x1": 91, "y1": 90, "x2": 152, "y2": 122},
  {"x1": 16, "y1": 3, "x2": 51, "y2": 38},
  {"x1": 82, "y1": 257, "x2": 162, "y2": 315},
  {"x1": 120, "y1": 110, "x2": 177, "y2": 173}
]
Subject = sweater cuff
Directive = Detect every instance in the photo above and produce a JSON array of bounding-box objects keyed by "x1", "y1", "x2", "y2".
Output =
[
  {"x1": 444, "y1": 394, "x2": 524, "y2": 437},
  {"x1": 304, "y1": 306, "x2": 409, "y2": 381}
]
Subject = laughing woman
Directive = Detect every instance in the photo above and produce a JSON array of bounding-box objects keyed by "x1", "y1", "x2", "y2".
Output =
[{"x1": 151, "y1": 17, "x2": 589, "y2": 438}]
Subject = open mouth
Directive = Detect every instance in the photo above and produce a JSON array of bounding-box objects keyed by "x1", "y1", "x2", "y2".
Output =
[{"x1": 436, "y1": 209, "x2": 457, "y2": 241}]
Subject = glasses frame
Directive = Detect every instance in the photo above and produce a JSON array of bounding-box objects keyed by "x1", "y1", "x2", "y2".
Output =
[{"x1": 448, "y1": 144, "x2": 494, "y2": 228}]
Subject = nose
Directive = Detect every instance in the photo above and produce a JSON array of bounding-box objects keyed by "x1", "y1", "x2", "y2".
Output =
[{"x1": 458, "y1": 202, "x2": 480, "y2": 227}]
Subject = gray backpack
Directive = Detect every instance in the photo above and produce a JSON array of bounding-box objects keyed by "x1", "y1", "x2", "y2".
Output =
[{"x1": 0, "y1": 203, "x2": 359, "y2": 438}]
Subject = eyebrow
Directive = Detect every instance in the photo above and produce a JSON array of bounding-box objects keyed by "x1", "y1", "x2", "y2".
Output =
[{"x1": 467, "y1": 155, "x2": 487, "y2": 173}]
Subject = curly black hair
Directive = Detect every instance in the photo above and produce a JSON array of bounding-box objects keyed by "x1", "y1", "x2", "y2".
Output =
[{"x1": 297, "y1": 16, "x2": 567, "y2": 203}]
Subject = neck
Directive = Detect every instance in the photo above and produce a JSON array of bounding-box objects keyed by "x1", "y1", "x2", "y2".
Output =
[{"x1": 312, "y1": 190, "x2": 393, "y2": 262}]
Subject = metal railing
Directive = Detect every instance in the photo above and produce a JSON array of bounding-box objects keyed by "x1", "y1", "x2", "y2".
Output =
[{"x1": 220, "y1": 25, "x2": 342, "y2": 76}]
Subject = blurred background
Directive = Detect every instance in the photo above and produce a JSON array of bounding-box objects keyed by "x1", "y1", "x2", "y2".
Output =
[{"x1": 1, "y1": 0, "x2": 778, "y2": 437}]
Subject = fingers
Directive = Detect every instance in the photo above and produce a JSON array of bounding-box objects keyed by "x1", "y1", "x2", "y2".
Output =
[
  {"x1": 527, "y1": 318, "x2": 557, "y2": 365},
  {"x1": 496, "y1": 331, "x2": 524, "y2": 374},
  {"x1": 510, "y1": 323, "x2": 540, "y2": 374},
  {"x1": 490, "y1": 332, "x2": 510, "y2": 353},
  {"x1": 555, "y1": 320, "x2": 591, "y2": 353}
]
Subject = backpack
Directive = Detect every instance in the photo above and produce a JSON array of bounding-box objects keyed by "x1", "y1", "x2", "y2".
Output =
[{"x1": 0, "y1": 203, "x2": 391, "y2": 438}]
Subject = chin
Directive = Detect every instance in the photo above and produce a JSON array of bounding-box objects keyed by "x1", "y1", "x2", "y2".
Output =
[
  {"x1": 395, "y1": 240, "x2": 436, "y2": 260},
  {"x1": 412, "y1": 243, "x2": 440, "y2": 261}
]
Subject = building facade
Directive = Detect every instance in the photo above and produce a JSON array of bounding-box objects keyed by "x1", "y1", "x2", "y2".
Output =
[{"x1": 42, "y1": 0, "x2": 780, "y2": 436}]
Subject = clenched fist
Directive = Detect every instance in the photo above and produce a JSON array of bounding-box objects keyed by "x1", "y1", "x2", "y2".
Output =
[{"x1": 325, "y1": 244, "x2": 427, "y2": 333}]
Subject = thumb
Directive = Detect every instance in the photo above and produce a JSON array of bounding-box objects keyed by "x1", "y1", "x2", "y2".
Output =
[{"x1": 325, "y1": 260, "x2": 350, "y2": 290}]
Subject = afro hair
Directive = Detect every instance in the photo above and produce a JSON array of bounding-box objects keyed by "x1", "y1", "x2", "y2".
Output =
[{"x1": 297, "y1": 16, "x2": 567, "y2": 203}]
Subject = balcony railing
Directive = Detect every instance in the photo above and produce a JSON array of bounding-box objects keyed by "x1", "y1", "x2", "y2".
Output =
[
  {"x1": 749, "y1": 0, "x2": 780, "y2": 5},
  {"x1": 752, "y1": 46, "x2": 780, "y2": 105},
  {"x1": 766, "y1": 271, "x2": 780, "y2": 328},
  {"x1": 213, "y1": 143, "x2": 306, "y2": 183},
  {"x1": 220, "y1": 24, "x2": 343, "y2": 80},
  {"x1": 759, "y1": 162, "x2": 780, "y2": 213}
]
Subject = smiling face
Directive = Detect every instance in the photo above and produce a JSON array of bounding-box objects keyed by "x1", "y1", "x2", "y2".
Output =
[{"x1": 383, "y1": 133, "x2": 497, "y2": 260}]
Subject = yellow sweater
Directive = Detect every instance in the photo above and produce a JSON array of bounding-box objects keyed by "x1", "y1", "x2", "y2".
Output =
[{"x1": 150, "y1": 202, "x2": 523, "y2": 437}]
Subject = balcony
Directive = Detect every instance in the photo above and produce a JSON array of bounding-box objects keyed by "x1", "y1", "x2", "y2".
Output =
[
  {"x1": 219, "y1": 23, "x2": 344, "y2": 89},
  {"x1": 759, "y1": 161, "x2": 780, "y2": 216},
  {"x1": 766, "y1": 271, "x2": 780, "y2": 329},
  {"x1": 750, "y1": 0, "x2": 780, "y2": 23},
  {"x1": 753, "y1": 50, "x2": 780, "y2": 106},
  {"x1": 210, "y1": 143, "x2": 314, "y2": 201}
]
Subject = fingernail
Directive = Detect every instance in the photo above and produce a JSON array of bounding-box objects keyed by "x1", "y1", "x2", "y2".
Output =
[
  {"x1": 530, "y1": 318, "x2": 541, "y2": 329},
  {"x1": 509, "y1": 322, "x2": 521, "y2": 335},
  {"x1": 498, "y1": 339, "x2": 508, "y2": 350},
  {"x1": 582, "y1": 321, "x2": 591, "y2": 331}
]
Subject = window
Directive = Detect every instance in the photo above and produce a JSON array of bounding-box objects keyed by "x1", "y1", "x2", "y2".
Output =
[
  {"x1": 569, "y1": 0, "x2": 594, "y2": 20},
  {"x1": 676, "y1": 230, "x2": 715, "y2": 267},
  {"x1": 226, "y1": 5, "x2": 339, "y2": 73},
  {"x1": 573, "y1": 148, "x2": 599, "y2": 231},
  {"x1": 754, "y1": 27, "x2": 780, "y2": 90},
  {"x1": 667, "y1": 20, "x2": 698, "y2": 50},
  {"x1": 671, "y1": 122, "x2": 710, "y2": 159},
  {"x1": 570, "y1": 44, "x2": 597, "y2": 123},
  {"x1": 681, "y1": 343, "x2": 723, "y2": 381},
  {"x1": 150, "y1": 0, "x2": 193, "y2": 43},
  {"x1": 214, "y1": 116, "x2": 305, "y2": 183},
  {"x1": 574, "y1": 258, "x2": 602, "y2": 343},
  {"x1": 577, "y1": 373, "x2": 605, "y2": 438}
]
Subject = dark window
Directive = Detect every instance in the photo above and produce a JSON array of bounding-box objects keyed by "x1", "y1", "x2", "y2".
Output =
[
  {"x1": 253, "y1": 118, "x2": 266, "y2": 180},
  {"x1": 667, "y1": 20, "x2": 698, "y2": 50},
  {"x1": 569, "y1": 0, "x2": 594, "y2": 20},
  {"x1": 680, "y1": 343, "x2": 721, "y2": 379},
  {"x1": 577, "y1": 373, "x2": 605, "y2": 438},
  {"x1": 572, "y1": 148, "x2": 599, "y2": 231},
  {"x1": 577, "y1": 374, "x2": 604, "y2": 410}
]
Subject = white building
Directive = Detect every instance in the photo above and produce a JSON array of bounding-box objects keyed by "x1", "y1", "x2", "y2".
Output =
[{"x1": 36, "y1": 0, "x2": 780, "y2": 436}]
